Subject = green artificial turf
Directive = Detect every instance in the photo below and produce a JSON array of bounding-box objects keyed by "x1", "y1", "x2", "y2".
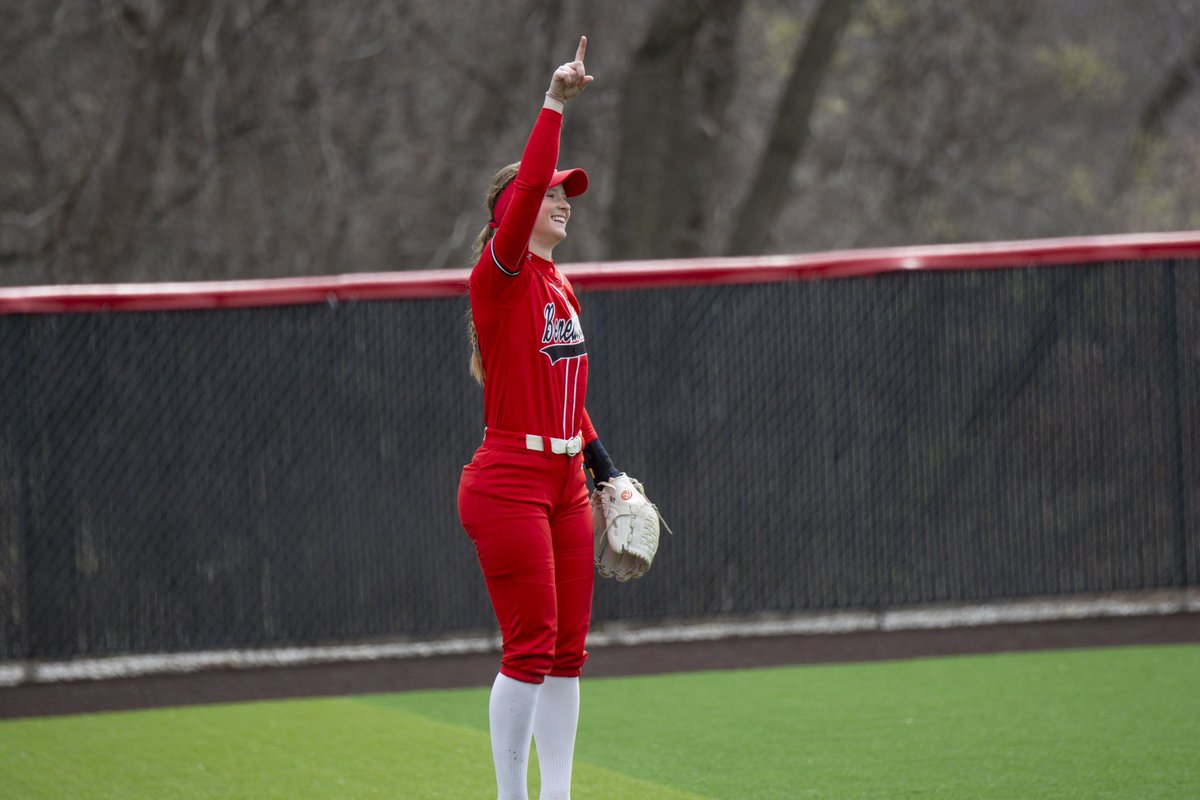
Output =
[{"x1": 2, "y1": 644, "x2": 1196, "y2": 799}]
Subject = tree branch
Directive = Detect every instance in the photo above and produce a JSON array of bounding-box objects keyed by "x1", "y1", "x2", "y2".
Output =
[
  {"x1": 724, "y1": 0, "x2": 860, "y2": 256},
  {"x1": 1114, "y1": 35, "x2": 1200, "y2": 193}
]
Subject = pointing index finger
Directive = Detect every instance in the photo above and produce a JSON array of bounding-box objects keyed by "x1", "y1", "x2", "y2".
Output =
[{"x1": 575, "y1": 35, "x2": 587, "y2": 64}]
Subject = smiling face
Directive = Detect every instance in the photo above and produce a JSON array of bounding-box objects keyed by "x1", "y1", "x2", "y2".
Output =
[{"x1": 529, "y1": 184, "x2": 571, "y2": 256}]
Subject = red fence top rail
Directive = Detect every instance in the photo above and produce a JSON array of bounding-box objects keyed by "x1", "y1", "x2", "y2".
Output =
[{"x1": 2, "y1": 231, "x2": 1199, "y2": 314}]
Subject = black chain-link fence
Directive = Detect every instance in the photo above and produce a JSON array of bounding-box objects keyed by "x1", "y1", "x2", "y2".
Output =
[{"x1": 1, "y1": 258, "x2": 1197, "y2": 661}]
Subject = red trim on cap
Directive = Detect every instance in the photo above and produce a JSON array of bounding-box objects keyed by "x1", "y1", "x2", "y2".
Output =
[{"x1": 0, "y1": 231, "x2": 1197, "y2": 314}]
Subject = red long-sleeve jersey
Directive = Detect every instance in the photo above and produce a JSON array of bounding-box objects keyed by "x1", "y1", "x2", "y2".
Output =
[{"x1": 469, "y1": 107, "x2": 599, "y2": 444}]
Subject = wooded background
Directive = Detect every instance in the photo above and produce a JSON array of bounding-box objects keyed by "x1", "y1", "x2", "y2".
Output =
[{"x1": 1, "y1": 0, "x2": 1198, "y2": 286}]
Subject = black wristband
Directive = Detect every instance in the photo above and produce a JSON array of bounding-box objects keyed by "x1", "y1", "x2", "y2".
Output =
[{"x1": 583, "y1": 439, "x2": 620, "y2": 486}]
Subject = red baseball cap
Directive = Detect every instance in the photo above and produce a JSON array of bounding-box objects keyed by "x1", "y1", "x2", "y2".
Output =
[
  {"x1": 490, "y1": 168, "x2": 588, "y2": 228},
  {"x1": 550, "y1": 167, "x2": 589, "y2": 197}
]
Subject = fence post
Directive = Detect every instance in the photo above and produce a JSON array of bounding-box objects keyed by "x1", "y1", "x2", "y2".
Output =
[
  {"x1": 1161, "y1": 260, "x2": 1189, "y2": 588},
  {"x1": 4, "y1": 318, "x2": 32, "y2": 661}
]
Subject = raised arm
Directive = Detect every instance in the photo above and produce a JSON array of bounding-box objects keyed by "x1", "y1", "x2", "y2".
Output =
[{"x1": 490, "y1": 37, "x2": 593, "y2": 272}]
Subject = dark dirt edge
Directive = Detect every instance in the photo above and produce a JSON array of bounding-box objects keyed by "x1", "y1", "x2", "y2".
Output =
[{"x1": 3, "y1": 612, "x2": 1197, "y2": 720}]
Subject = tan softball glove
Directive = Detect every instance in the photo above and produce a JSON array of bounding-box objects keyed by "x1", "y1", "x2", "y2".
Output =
[{"x1": 591, "y1": 474, "x2": 669, "y2": 582}]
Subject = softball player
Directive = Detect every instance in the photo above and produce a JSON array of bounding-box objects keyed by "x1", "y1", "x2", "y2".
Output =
[{"x1": 457, "y1": 37, "x2": 621, "y2": 800}]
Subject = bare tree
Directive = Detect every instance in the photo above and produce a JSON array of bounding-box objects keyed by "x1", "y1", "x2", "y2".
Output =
[
  {"x1": 0, "y1": 0, "x2": 1197, "y2": 285},
  {"x1": 789, "y1": 0, "x2": 1041, "y2": 249},
  {"x1": 608, "y1": 0, "x2": 745, "y2": 260},
  {"x1": 1115, "y1": 34, "x2": 1200, "y2": 194},
  {"x1": 84, "y1": 1, "x2": 214, "y2": 281},
  {"x1": 724, "y1": 0, "x2": 858, "y2": 256}
]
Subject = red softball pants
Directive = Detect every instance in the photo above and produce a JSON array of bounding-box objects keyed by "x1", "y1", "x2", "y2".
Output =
[{"x1": 458, "y1": 429, "x2": 595, "y2": 684}]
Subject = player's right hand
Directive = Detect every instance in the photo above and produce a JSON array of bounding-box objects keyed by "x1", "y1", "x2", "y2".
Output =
[{"x1": 549, "y1": 36, "x2": 593, "y2": 101}]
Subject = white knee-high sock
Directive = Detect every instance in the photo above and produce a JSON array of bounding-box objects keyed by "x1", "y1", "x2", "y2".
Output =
[
  {"x1": 532, "y1": 676, "x2": 580, "y2": 800},
  {"x1": 490, "y1": 673, "x2": 542, "y2": 800}
]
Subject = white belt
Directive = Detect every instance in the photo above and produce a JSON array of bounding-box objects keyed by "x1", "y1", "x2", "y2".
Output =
[{"x1": 525, "y1": 433, "x2": 583, "y2": 457}]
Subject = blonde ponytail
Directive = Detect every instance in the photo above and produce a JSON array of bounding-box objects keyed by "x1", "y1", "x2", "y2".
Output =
[{"x1": 468, "y1": 316, "x2": 485, "y2": 385}]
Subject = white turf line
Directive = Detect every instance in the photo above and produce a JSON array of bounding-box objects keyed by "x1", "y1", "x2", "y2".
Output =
[{"x1": 1, "y1": 590, "x2": 1197, "y2": 689}]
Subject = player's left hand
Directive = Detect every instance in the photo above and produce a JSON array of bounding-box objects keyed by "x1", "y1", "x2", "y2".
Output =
[{"x1": 591, "y1": 473, "x2": 667, "y2": 582}]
